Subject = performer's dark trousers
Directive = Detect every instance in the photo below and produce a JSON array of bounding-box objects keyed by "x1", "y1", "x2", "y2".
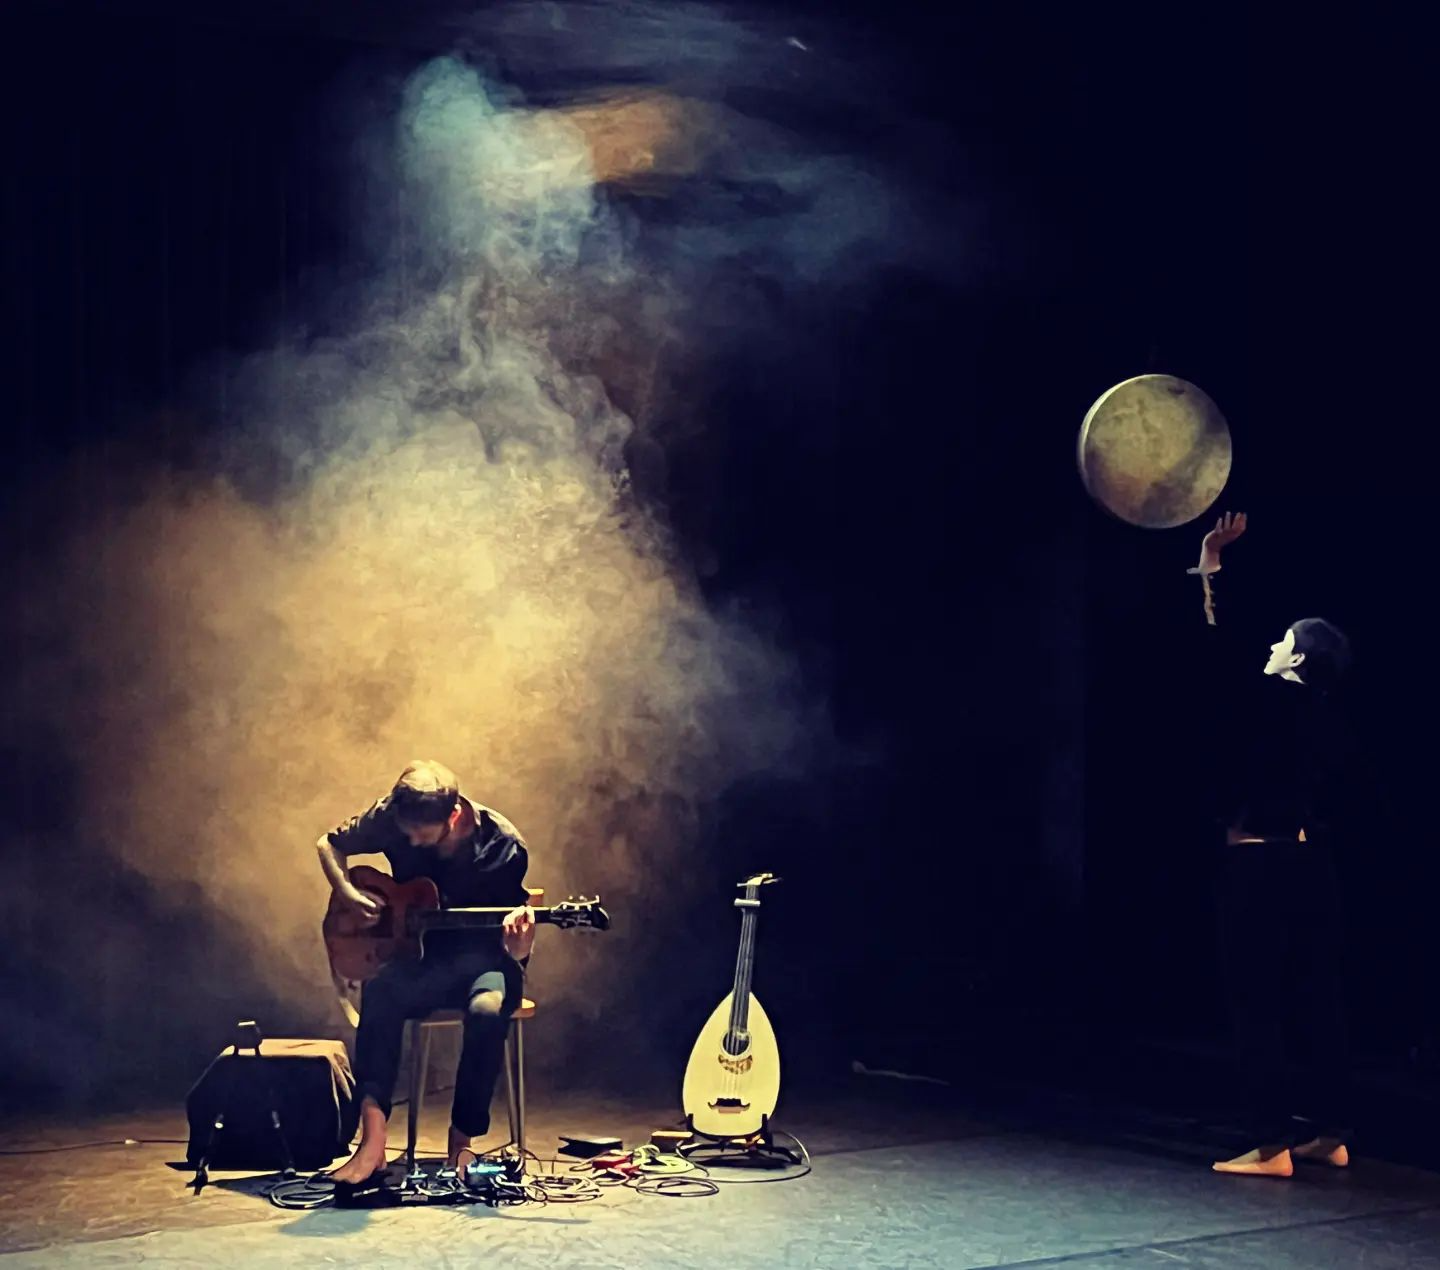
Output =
[
  {"x1": 1218, "y1": 839, "x2": 1351, "y2": 1146},
  {"x1": 353, "y1": 943, "x2": 524, "y2": 1138}
]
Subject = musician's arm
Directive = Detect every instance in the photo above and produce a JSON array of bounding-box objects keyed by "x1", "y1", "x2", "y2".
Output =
[
  {"x1": 316, "y1": 835, "x2": 362, "y2": 895},
  {"x1": 1186, "y1": 514, "x2": 1303, "y2": 840},
  {"x1": 317, "y1": 798, "x2": 396, "y2": 913},
  {"x1": 1188, "y1": 509, "x2": 1248, "y2": 628},
  {"x1": 1187, "y1": 516, "x2": 1252, "y2": 836}
]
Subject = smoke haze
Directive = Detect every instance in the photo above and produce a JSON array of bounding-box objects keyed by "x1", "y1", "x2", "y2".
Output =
[{"x1": 1, "y1": 5, "x2": 954, "y2": 1101}]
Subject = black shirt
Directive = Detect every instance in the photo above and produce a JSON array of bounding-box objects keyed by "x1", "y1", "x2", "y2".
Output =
[
  {"x1": 1197, "y1": 566, "x2": 1360, "y2": 846},
  {"x1": 326, "y1": 795, "x2": 530, "y2": 958}
]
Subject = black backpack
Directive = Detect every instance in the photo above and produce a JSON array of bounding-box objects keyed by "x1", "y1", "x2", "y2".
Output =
[{"x1": 186, "y1": 1027, "x2": 359, "y2": 1176}]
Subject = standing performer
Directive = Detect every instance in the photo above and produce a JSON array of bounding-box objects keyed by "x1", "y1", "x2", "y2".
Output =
[
  {"x1": 315, "y1": 760, "x2": 536, "y2": 1183},
  {"x1": 1189, "y1": 512, "x2": 1356, "y2": 1178}
]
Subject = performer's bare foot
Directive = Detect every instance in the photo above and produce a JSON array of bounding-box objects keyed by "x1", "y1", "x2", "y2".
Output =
[
  {"x1": 447, "y1": 1124, "x2": 475, "y2": 1169},
  {"x1": 1212, "y1": 1145, "x2": 1294, "y2": 1177},
  {"x1": 1293, "y1": 1137, "x2": 1349, "y2": 1167},
  {"x1": 329, "y1": 1097, "x2": 388, "y2": 1183}
]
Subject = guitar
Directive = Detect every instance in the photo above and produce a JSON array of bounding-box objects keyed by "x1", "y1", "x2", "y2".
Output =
[
  {"x1": 681, "y1": 872, "x2": 781, "y2": 1139},
  {"x1": 323, "y1": 864, "x2": 610, "y2": 983}
]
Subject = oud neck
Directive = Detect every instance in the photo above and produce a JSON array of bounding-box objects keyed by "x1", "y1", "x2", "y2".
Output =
[{"x1": 728, "y1": 891, "x2": 764, "y2": 1033}]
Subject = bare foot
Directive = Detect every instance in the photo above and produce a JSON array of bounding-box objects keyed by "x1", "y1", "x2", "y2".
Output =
[
  {"x1": 1213, "y1": 1145, "x2": 1294, "y2": 1177},
  {"x1": 329, "y1": 1097, "x2": 388, "y2": 1183},
  {"x1": 447, "y1": 1124, "x2": 474, "y2": 1169},
  {"x1": 1293, "y1": 1137, "x2": 1349, "y2": 1167}
]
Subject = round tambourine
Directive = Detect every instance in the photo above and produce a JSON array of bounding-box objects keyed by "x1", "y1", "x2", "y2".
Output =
[{"x1": 1077, "y1": 374, "x2": 1231, "y2": 528}]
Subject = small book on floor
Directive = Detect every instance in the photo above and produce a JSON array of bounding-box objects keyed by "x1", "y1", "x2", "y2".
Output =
[{"x1": 558, "y1": 1134, "x2": 623, "y2": 1158}]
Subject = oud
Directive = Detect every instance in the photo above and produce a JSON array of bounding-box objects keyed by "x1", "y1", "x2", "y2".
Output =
[{"x1": 681, "y1": 872, "x2": 781, "y2": 1139}]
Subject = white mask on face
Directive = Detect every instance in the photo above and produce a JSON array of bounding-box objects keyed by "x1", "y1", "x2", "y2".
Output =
[{"x1": 1264, "y1": 627, "x2": 1306, "y2": 683}]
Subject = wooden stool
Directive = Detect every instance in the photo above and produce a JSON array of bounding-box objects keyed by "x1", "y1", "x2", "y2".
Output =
[{"x1": 403, "y1": 998, "x2": 536, "y2": 1167}]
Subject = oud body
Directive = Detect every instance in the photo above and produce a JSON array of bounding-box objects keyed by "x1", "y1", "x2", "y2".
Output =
[{"x1": 682, "y1": 991, "x2": 781, "y2": 1138}]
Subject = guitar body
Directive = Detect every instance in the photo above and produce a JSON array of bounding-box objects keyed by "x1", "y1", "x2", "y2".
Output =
[
  {"x1": 322, "y1": 865, "x2": 439, "y2": 982},
  {"x1": 682, "y1": 991, "x2": 781, "y2": 1138}
]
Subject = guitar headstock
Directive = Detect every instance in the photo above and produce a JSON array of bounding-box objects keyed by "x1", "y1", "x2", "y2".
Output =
[{"x1": 549, "y1": 896, "x2": 611, "y2": 931}]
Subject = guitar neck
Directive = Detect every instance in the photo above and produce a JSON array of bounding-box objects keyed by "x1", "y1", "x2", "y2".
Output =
[{"x1": 418, "y1": 907, "x2": 560, "y2": 932}]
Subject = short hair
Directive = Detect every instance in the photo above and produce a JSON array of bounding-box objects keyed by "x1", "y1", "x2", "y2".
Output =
[
  {"x1": 1290, "y1": 618, "x2": 1351, "y2": 690},
  {"x1": 390, "y1": 760, "x2": 460, "y2": 825}
]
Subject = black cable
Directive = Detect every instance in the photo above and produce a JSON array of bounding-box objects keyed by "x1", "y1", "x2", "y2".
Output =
[
  {"x1": 678, "y1": 1130, "x2": 812, "y2": 1183},
  {"x1": 518, "y1": 1147, "x2": 555, "y2": 1173},
  {"x1": 268, "y1": 1174, "x2": 337, "y2": 1210},
  {"x1": 630, "y1": 1175, "x2": 719, "y2": 1198}
]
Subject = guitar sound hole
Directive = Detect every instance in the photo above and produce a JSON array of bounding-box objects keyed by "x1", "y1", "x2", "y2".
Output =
[{"x1": 722, "y1": 1030, "x2": 749, "y2": 1057}]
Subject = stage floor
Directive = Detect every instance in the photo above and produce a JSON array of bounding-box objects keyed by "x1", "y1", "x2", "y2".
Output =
[{"x1": 4, "y1": 1078, "x2": 1440, "y2": 1268}]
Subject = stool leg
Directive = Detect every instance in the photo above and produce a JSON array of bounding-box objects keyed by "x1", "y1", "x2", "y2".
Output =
[
  {"x1": 513, "y1": 1019, "x2": 526, "y2": 1156},
  {"x1": 407, "y1": 1022, "x2": 432, "y2": 1168},
  {"x1": 503, "y1": 1023, "x2": 519, "y2": 1148}
]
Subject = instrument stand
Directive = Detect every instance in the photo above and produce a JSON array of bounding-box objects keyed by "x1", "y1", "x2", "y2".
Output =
[
  {"x1": 680, "y1": 1114, "x2": 803, "y2": 1169},
  {"x1": 190, "y1": 1021, "x2": 298, "y2": 1194}
]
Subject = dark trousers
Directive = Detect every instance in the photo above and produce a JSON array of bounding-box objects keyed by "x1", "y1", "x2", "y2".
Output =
[
  {"x1": 353, "y1": 944, "x2": 523, "y2": 1138},
  {"x1": 1218, "y1": 840, "x2": 1351, "y2": 1146}
]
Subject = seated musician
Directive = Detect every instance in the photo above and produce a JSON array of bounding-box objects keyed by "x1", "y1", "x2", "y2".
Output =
[{"x1": 315, "y1": 760, "x2": 536, "y2": 1183}]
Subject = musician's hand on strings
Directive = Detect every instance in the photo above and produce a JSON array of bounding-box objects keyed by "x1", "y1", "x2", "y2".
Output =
[
  {"x1": 341, "y1": 885, "x2": 385, "y2": 928},
  {"x1": 502, "y1": 904, "x2": 536, "y2": 961},
  {"x1": 1195, "y1": 510, "x2": 1246, "y2": 574}
]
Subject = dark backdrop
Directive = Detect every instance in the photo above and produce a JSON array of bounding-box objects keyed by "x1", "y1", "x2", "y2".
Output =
[{"x1": 3, "y1": 2, "x2": 1435, "y2": 1122}]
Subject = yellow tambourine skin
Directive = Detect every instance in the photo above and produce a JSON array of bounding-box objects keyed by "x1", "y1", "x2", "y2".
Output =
[{"x1": 1078, "y1": 374, "x2": 1232, "y2": 529}]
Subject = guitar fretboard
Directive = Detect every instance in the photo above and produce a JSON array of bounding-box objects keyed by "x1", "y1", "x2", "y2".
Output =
[{"x1": 417, "y1": 907, "x2": 561, "y2": 931}]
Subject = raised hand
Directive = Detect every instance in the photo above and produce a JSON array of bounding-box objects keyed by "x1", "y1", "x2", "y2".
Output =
[{"x1": 1196, "y1": 510, "x2": 1246, "y2": 573}]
